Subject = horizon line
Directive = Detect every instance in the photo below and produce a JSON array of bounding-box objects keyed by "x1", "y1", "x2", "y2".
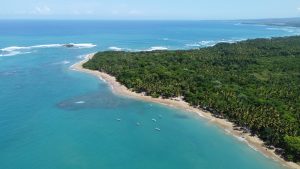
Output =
[{"x1": 0, "y1": 17, "x2": 299, "y2": 21}]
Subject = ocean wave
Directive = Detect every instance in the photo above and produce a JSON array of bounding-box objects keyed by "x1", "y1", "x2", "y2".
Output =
[
  {"x1": 0, "y1": 51, "x2": 21, "y2": 57},
  {"x1": 266, "y1": 27, "x2": 300, "y2": 34},
  {"x1": 186, "y1": 41, "x2": 216, "y2": 47},
  {"x1": 77, "y1": 55, "x2": 87, "y2": 59},
  {"x1": 70, "y1": 43, "x2": 97, "y2": 48},
  {"x1": 0, "y1": 70, "x2": 18, "y2": 76},
  {"x1": 75, "y1": 101, "x2": 85, "y2": 104},
  {"x1": 31, "y1": 44, "x2": 62, "y2": 48},
  {"x1": 108, "y1": 46, "x2": 168, "y2": 52},
  {"x1": 266, "y1": 27, "x2": 290, "y2": 32},
  {"x1": 235, "y1": 135, "x2": 246, "y2": 142},
  {"x1": 0, "y1": 51, "x2": 32, "y2": 57},
  {"x1": 53, "y1": 60, "x2": 71, "y2": 65},
  {"x1": 108, "y1": 46, "x2": 123, "y2": 51},
  {"x1": 144, "y1": 46, "x2": 168, "y2": 51},
  {"x1": 234, "y1": 23, "x2": 242, "y2": 26},
  {"x1": 0, "y1": 43, "x2": 96, "y2": 57},
  {"x1": 62, "y1": 60, "x2": 71, "y2": 64},
  {"x1": 1, "y1": 46, "x2": 31, "y2": 52},
  {"x1": 106, "y1": 46, "x2": 168, "y2": 52},
  {"x1": 225, "y1": 129, "x2": 231, "y2": 134},
  {"x1": 186, "y1": 39, "x2": 246, "y2": 48},
  {"x1": 249, "y1": 145, "x2": 258, "y2": 152},
  {"x1": 108, "y1": 46, "x2": 137, "y2": 52}
]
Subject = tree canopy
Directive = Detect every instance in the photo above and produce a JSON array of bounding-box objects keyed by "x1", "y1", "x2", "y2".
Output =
[{"x1": 83, "y1": 36, "x2": 300, "y2": 162}]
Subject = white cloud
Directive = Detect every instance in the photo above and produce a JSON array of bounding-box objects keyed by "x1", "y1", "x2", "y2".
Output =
[
  {"x1": 112, "y1": 10, "x2": 120, "y2": 15},
  {"x1": 129, "y1": 10, "x2": 141, "y2": 15},
  {"x1": 34, "y1": 5, "x2": 51, "y2": 15},
  {"x1": 86, "y1": 10, "x2": 94, "y2": 15},
  {"x1": 72, "y1": 10, "x2": 81, "y2": 15},
  {"x1": 111, "y1": 9, "x2": 142, "y2": 16},
  {"x1": 13, "y1": 5, "x2": 52, "y2": 16}
]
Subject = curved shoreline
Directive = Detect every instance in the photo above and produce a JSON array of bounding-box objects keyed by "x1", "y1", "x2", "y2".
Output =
[{"x1": 71, "y1": 53, "x2": 300, "y2": 169}]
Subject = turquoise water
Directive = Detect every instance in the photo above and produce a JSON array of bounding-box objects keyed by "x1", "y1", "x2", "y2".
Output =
[{"x1": 0, "y1": 20, "x2": 299, "y2": 169}]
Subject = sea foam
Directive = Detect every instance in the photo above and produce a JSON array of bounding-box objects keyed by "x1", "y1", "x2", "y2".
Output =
[
  {"x1": 75, "y1": 101, "x2": 85, "y2": 104},
  {"x1": 108, "y1": 46, "x2": 123, "y2": 51},
  {"x1": 0, "y1": 51, "x2": 32, "y2": 57},
  {"x1": 107, "y1": 46, "x2": 168, "y2": 52},
  {"x1": 186, "y1": 41, "x2": 216, "y2": 47},
  {"x1": 145, "y1": 46, "x2": 168, "y2": 51},
  {"x1": 266, "y1": 27, "x2": 300, "y2": 34},
  {"x1": 70, "y1": 43, "x2": 97, "y2": 48},
  {"x1": 0, "y1": 43, "x2": 96, "y2": 57},
  {"x1": 186, "y1": 39, "x2": 246, "y2": 48},
  {"x1": 53, "y1": 60, "x2": 71, "y2": 65}
]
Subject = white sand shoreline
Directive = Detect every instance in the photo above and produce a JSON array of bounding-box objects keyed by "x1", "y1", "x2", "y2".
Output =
[{"x1": 71, "y1": 53, "x2": 300, "y2": 169}]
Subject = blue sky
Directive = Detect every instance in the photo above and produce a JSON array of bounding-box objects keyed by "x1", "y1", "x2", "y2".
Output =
[{"x1": 1, "y1": 0, "x2": 300, "y2": 20}]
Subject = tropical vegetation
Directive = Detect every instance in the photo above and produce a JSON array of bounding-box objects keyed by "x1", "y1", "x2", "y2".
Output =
[{"x1": 83, "y1": 36, "x2": 300, "y2": 162}]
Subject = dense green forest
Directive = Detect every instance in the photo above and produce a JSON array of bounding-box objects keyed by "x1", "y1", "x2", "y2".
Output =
[{"x1": 83, "y1": 36, "x2": 300, "y2": 162}]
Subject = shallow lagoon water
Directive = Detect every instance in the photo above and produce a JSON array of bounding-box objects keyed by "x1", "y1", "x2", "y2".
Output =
[{"x1": 0, "y1": 20, "x2": 299, "y2": 169}]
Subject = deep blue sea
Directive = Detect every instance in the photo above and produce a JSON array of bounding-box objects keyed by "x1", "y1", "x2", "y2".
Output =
[{"x1": 0, "y1": 20, "x2": 299, "y2": 169}]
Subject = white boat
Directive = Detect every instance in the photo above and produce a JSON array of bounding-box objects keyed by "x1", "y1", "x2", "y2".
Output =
[
  {"x1": 152, "y1": 118, "x2": 157, "y2": 122},
  {"x1": 155, "y1": 127, "x2": 161, "y2": 131}
]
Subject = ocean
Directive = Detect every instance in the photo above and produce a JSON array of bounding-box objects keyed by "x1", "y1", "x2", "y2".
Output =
[{"x1": 0, "y1": 20, "x2": 299, "y2": 169}]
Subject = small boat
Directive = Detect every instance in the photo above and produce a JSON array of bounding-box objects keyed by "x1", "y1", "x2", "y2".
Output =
[
  {"x1": 116, "y1": 118, "x2": 121, "y2": 121},
  {"x1": 155, "y1": 127, "x2": 161, "y2": 131},
  {"x1": 136, "y1": 122, "x2": 141, "y2": 126},
  {"x1": 152, "y1": 118, "x2": 157, "y2": 122},
  {"x1": 158, "y1": 114, "x2": 163, "y2": 119}
]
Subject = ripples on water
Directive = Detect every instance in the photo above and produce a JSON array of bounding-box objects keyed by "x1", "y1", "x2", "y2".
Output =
[{"x1": 57, "y1": 92, "x2": 134, "y2": 110}]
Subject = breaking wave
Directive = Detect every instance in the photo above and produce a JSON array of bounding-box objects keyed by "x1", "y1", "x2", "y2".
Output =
[
  {"x1": 0, "y1": 51, "x2": 27, "y2": 57},
  {"x1": 186, "y1": 39, "x2": 246, "y2": 48},
  {"x1": 75, "y1": 101, "x2": 85, "y2": 104},
  {"x1": 70, "y1": 43, "x2": 97, "y2": 48},
  {"x1": 144, "y1": 46, "x2": 168, "y2": 51},
  {"x1": 108, "y1": 46, "x2": 168, "y2": 52},
  {"x1": 108, "y1": 46, "x2": 123, "y2": 51},
  {"x1": 53, "y1": 60, "x2": 71, "y2": 65},
  {"x1": 0, "y1": 43, "x2": 96, "y2": 57},
  {"x1": 266, "y1": 27, "x2": 300, "y2": 34}
]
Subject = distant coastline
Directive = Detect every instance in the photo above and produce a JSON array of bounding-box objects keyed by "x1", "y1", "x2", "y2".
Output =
[
  {"x1": 240, "y1": 17, "x2": 300, "y2": 28},
  {"x1": 71, "y1": 53, "x2": 300, "y2": 169}
]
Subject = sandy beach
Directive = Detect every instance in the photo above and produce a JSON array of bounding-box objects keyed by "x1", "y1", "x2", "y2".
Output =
[{"x1": 71, "y1": 53, "x2": 300, "y2": 169}]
